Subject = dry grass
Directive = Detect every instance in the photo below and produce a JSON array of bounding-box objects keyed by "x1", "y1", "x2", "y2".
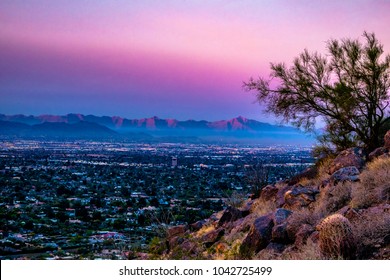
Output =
[
  {"x1": 313, "y1": 181, "x2": 352, "y2": 215},
  {"x1": 351, "y1": 157, "x2": 390, "y2": 208},
  {"x1": 288, "y1": 208, "x2": 324, "y2": 230},
  {"x1": 250, "y1": 198, "x2": 278, "y2": 217},
  {"x1": 351, "y1": 208, "x2": 390, "y2": 258},
  {"x1": 194, "y1": 224, "x2": 216, "y2": 238},
  {"x1": 300, "y1": 157, "x2": 333, "y2": 187},
  {"x1": 255, "y1": 240, "x2": 322, "y2": 260},
  {"x1": 283, "y1": 240, "x2": 322, "y2": 260}
]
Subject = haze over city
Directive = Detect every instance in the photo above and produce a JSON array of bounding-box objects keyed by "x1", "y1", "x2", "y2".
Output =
[{"x1": 1, "y1": 0, "x2": 390, "y2": 122}]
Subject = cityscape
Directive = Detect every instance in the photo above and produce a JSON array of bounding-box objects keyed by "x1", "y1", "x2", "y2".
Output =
[{"x1": 0, "y1": 140, "x2": 314, "y2": 259}]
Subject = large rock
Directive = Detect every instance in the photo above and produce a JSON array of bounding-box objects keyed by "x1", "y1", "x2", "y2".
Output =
[
  {"x1": 189, "y1": 220, "x2": 207, "y2": 231},
  {"x1": 330, "y1": 166, "x2": 360, "y2": 183},
  {"x1": 217, "y1": 206, "x2": 248, "y2": 227},
  {"x1": 328, "y1": 147, "x2": 365, "y2": 174},
  {"x1": 240, "y1": 214, "x2": 274, "y2": 256},
  {"x1": 283, "y1": 185, "x2": 319, "y2": 210},
  {"x1": 201, "y1": 228, "x2": 225, "y2": 248},
  {"x1": 294, "y1": 224, "x2": 315, "y2": 247},
  {"x1": 260, "y1": 185, "x2": 278, "y2": 201},
  {"x1": 276, "y1": 184, "x2": 294, "y2": 207},
  {"x1": 273, "y1": 208, "x2": 293, "y2": 225},
  {"x1": 271, "y1": 222, "x2": 291, "y2": 244},
  {"x1": 167, "y1": 225, "x2": 188, "y2": 238}
]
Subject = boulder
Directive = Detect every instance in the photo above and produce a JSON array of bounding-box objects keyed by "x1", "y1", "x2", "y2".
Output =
[
  {"x1": 218, "y1": 206, "x2": 248, "y2": 227},
  {"x1": 240, "y1": 214, "x2": 274, "y2": 256},
  {"x1": 273, "y1": 208, "x2": 293, "y2": 225},
  {"x1": 202, "y1": 228, "x2": 225, "y2": 248},
  {"x1": 283, "y1": 185, "x2": 319, "y2": 210},
  {"x1": 167, "y1": 225, "x2": 188, "y2": 238},
  {"x1": 275, "y1": 184, "x2": 294, "y2": 207},
  {"x1": 328, "y1": 147, "x2": 365, "y2": 174},
  {"x1": 294, "y1": 224, "x2": 315, "y2": 247},
  {"x1": 259, "y1": 185, "x2": 278, "y2": 201},
  {"x1": 190, "y1": 220, "x2": 207, "y2": 231},
  {"x1": 330, "y1": 166, "x2": 360, "y2": 183},
  {"x1": 271, "y1": 222, "x2": 291, "y2": 244}
]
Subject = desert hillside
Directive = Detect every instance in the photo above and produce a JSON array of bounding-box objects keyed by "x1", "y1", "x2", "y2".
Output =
[{"x1": 144, "y1": 131, "x2": 390, "y2": 260}]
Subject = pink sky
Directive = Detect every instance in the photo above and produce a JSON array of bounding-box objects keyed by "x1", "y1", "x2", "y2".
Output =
[{"x1": 1, "y1": 0, "x2": 389, "y2": 121}]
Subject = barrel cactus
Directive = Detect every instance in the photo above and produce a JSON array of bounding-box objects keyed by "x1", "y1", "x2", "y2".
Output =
[{"x1": 316, "y1": 214, "x2": 356, "y2": 259}]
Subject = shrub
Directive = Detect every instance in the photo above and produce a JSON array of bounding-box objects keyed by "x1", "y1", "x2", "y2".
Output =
[
  {"x1": 250, "y1": 198, "x2": 278, "y2": 217},
  {"x1": 351, "y1": 157, "x2": 390, "y2": 208},
  {"x1": 281, "y1": 239, "x2": 322, "y2": 260},
  {"x1": 317, "y1": 214, "x2": 356, "y2": 259},
  {"x1": 351, "y1": 208, "x2": 390, "y2": 258},
  {"x1": 314, "y1": 181, "x2": 352, "y2": 214},
  {"x1": 287, "y1": 208, "x2": 324, "y2": 239}
]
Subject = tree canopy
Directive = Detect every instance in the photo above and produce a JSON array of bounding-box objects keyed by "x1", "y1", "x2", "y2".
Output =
[{"x1": 245, "y1": 32, "x2": 390, "y2": 153}]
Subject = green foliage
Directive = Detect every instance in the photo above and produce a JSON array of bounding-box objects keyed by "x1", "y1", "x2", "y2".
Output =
[
  {"x1": 148, "y1": 236, "x2": 167, "y2": 256},
  {"x1": 245, "y1": 32, "x2": 390, "y2": 153}
]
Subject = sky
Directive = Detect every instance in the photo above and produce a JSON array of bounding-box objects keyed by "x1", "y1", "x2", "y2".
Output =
[{"x1": 1, "y1": 0, "x2": 390, "y2": 122}]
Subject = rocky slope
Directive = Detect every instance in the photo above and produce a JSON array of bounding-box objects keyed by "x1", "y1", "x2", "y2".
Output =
[{"x1": 147, "y1": 131, "x2": 390, "y2": 260}]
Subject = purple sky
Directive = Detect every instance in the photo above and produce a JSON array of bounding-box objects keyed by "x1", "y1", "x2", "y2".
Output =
[{"x1": 1, "y1": 0, "x2": 390, "y2": 122}]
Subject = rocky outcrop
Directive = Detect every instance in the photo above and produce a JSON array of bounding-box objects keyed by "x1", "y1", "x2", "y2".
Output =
[
  {"x1": 294, "y1": 224, "x2": 315, "y2": 247},
  {"x1": 273, "y1": 208, "x2": 293, "y2": 225},
  {"x1": 218, "y1": 206, "x2": 249, "y2": 227},
  {"x1": 168, "y1": 225, "x2": 188, "y2": 238},
  {"x1": 162, "y1": 143, "x2": 390, "y2": 260},
  {"x1": 330, "y1": 166, "x2": 360, "y2": 183},
  {"x1": 283, "y1": 185, "x2": 319, "y2": 210},
  {"x1": 271, "y1": 223, "x2": 290, "y2": 244},
  {"x1": 260, "y1": 185, "x2": 279, "y2": 201},
  {"x1": 240, "y1": 214, "x2": 274, "y2": 256},
  {"x1": 202, "y1": 228, "x2": 225, "y2": 247},
  {"x1": 328, "y1": 147, "x2": 365, "y2": 174}
]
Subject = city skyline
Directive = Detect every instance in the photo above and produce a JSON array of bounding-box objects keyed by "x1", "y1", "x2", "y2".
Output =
[{"x1": 1, "y1": 0, "x2": 390, "y2": 122}]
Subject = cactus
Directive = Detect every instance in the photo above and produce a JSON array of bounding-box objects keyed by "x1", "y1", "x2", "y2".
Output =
[{"x1": 317, "y1": 214, "x2": 356, "y2": 259}]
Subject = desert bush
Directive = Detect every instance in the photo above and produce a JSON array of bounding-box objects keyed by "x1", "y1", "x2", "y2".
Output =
[
  {"x1": 282, "y1": 239, "x2": 322, "y2": 260},
  {"x1": 317, "y1": 214, "x2": 356, "y2": 259},
  {"x1": 299, "y1": 157, "x2": 333, "y2": 187},
  {"x1": 250, "y1": 198, "x2": 278, "y2": 217},
  {"x1": 352, "y1": 208, "x2": 390, "y2": 258},
  {"x1": 194, "y1": 224, "x2": 216, "y2": 238},
  {"x1": 351, "y1": 157, "x2": 390, "y2": 208},
  {"x1": 287, "y1": 208, "x2": 324, "y2": 235},
  {"x1": 224, "y1": 191, "x2": 247, "y2": 208},
  {"x1": 314, "y1": 182, "x2": 352, "y2": 214}
]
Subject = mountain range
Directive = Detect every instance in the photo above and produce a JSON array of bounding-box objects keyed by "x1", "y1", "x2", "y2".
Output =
[{"x1": 0, "y1": 114, "x2": 314, "y2": 144}]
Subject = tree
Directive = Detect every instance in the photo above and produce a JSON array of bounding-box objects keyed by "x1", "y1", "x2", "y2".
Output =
[{"x1": 245, "y1": 32, "x2": 390, "y2": 153}]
